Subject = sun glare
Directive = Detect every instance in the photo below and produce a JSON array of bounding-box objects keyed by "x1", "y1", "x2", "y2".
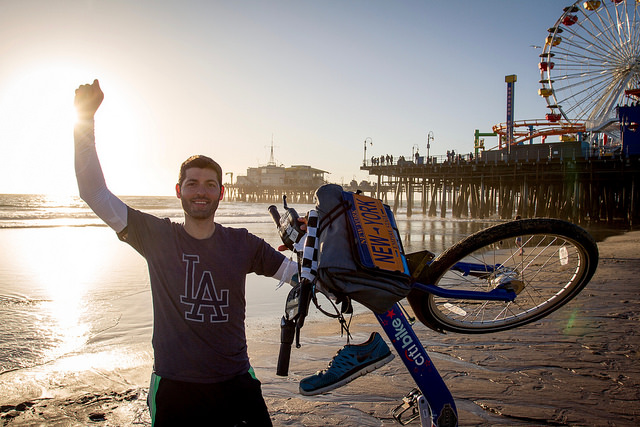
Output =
[
  {"x1": 1, "y1": 64, "x2": 80, "y2": 138},
  {"x1": 0, "y1": 64, "x2": 85, "y2": 195},
  {"x1": 0, "y1": 63, "x2": 145, "y2": 196}
]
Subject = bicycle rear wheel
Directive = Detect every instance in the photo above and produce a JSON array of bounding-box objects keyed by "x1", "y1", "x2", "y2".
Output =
[{"x1": 408, "y1": 219, "x2": 598, "y2": 334}]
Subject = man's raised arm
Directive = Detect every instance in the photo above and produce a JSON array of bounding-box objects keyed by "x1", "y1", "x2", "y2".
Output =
[{"x1": 74, "y1": 79, "x2": 128, "y2": 233}]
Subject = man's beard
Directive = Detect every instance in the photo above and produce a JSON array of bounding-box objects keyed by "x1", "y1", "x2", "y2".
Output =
[{"x1": 181, "y1": 196, "x2": 219, "y2": 220}]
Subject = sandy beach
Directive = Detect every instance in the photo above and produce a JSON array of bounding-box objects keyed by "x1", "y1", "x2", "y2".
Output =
[{"x1": 2, "y1": 229, "x2": 639, "y2": 426}]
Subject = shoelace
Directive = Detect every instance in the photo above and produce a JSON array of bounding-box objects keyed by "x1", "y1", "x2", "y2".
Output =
[{"x1": 323, "y1": 344, "x2": 366, "y2": 373}]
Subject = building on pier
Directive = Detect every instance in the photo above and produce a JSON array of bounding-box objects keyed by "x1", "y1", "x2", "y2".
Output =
[{"x1": 230, "y1": 163, "x2": 329, "y2": 203}]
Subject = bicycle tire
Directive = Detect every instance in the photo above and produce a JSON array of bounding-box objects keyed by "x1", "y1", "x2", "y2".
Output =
[{"x1": 407, "y1": 218, "x2": 598, "y2": 334}]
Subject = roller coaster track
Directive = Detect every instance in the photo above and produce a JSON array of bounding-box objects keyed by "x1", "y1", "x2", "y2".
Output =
[{"x1": 492, "y1": 119, "x2": 585, "y2": 145}]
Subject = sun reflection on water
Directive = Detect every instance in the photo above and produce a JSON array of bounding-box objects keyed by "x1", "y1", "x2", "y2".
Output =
[{"x1": 21, "y1": 227, "x2": 116, "y2": 369}]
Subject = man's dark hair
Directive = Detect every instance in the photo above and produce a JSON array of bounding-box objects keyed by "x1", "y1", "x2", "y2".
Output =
[{"x1": 178, "y1": 155, "x2": 223, "y2": 186}]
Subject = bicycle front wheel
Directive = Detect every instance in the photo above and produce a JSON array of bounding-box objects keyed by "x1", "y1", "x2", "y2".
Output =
[{"x1": 408, "y1": 219, "x2": 598, "y2": 334}]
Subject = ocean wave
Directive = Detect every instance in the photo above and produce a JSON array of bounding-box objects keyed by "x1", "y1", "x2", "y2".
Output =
[
  {"x1": 0, "y1": 294, "x2": 46, "y2": 306},
  {"x1": 0, "y1": 194, "x2": 292, "y2": 229}
]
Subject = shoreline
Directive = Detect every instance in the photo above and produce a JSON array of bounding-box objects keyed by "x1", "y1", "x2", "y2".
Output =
[{"x1": 2, "y1": 230, "x2": 639, "y2": 426}]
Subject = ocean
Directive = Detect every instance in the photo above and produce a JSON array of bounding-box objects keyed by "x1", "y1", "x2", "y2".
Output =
[{"x1": 0, "y1": 193, "x2": 498, "y2": 410}]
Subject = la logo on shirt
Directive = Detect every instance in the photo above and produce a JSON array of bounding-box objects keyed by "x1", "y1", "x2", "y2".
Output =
[{"x1": 180, "y1": 254, "x2": 229, "y2": 323}]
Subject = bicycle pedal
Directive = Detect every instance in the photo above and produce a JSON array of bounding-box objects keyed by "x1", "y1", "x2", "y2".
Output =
[{"x1": 392, "y1": 388, "x2": 429, "y2": 426}]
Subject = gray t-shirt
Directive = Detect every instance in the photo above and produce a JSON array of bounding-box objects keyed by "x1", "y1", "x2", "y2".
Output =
[{"x1": 120, "y1": 207, "x2": 284, "y2": 383}]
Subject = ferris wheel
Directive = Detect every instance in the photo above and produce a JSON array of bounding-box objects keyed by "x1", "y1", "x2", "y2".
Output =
[{"x1": 538, "y1": 0, "x2": 640, "y2": 130}]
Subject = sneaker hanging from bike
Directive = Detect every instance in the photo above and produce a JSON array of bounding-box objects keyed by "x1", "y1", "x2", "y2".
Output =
[{"x1": 299, "y1": 332, "x2": 394, "y2": 396}]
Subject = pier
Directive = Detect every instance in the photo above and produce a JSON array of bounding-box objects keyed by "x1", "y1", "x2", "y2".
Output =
[
  {"x1": 225, "y1": 183, "x2": 318, "y2": 204},
  {"x1": 225, "y1": 145, "x2": 639, "y2": 226},
  {"x1": 362, "y1": 149, "x2": 639, "y2": 226}
]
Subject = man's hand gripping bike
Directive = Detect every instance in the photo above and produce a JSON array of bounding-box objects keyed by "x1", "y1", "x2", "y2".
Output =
[{"x1": 268, "y1": 193, "x2": 599, "y2": 427}]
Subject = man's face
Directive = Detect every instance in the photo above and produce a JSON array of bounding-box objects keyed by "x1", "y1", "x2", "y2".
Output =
[{"x1": 176, "y1": 167, "x2": 224, "y2": 220}]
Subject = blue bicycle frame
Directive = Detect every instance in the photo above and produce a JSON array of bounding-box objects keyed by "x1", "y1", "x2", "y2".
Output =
[
  {"x1": 376, "y1": 303, "x2": 458, "y2": 427},
  {"x1": 412, "y1": 261, "x2": 517, "y2": 302},
  {"x1": 373, "y1": 258, "x2": 518, "y2": 427}
]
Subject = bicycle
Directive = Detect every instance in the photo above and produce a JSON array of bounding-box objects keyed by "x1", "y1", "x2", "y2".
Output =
[{"x1": 268, "y1": 186, "x2": 599, "y2": 427}]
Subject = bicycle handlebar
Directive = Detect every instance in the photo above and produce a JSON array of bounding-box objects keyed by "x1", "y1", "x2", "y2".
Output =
[
  {"x1": 276, "y1": 316, "x2": 296, "y2": 376},
  {"x1": 268, "y1": 205, "x2": 281, "y2": 226},
  {"x1": 268, "y1": 196, "x2": 305, "y2": 251},
  {"x1": 269, "y1": 196, "x2": 308, "y2": 377}
]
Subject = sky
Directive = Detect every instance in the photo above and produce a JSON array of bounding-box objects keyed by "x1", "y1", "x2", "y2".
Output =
[{"x1": 0, "y1": 0, "x2": 577, "y2": 196}]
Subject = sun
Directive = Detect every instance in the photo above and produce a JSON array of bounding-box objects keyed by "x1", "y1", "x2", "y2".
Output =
[
  {"x1": 0, "y1": 64, "x2": 84, "y2": 133},
  {"x1": 0, "y1": 63, "x2": 143, "y2": 196},
  {"x1": 0, "y1": 64, "x2": 85, "y2": 195}
]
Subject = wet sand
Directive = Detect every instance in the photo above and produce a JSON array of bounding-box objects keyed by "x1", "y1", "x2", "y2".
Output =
[{"x1": 2, "y1": 230, "x2": 639, "y2": 426}]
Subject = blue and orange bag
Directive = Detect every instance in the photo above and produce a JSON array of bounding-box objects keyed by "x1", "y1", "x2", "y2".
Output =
[{"x1": 314, "y1": 184, "x2": 412, "y2": 313}]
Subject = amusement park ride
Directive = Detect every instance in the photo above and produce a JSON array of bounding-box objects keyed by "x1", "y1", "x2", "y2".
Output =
[{"x1": 489, "y1": 0, "x2": 639, "y2": 154}]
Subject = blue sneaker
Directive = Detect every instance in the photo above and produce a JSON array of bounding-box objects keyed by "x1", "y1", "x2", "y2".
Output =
[{"x1": 299, "y1": 332, "x2": 394, "y2": 396}]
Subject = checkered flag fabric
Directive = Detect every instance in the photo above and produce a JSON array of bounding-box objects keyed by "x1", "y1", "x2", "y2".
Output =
[{"x1": 300, "y1": 210, "x2": 319, "y2": 282}]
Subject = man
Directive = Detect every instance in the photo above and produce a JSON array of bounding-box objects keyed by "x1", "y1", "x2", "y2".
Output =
[{"x1": 74, "y1": 79, "x2": 292, "y2": 426}]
